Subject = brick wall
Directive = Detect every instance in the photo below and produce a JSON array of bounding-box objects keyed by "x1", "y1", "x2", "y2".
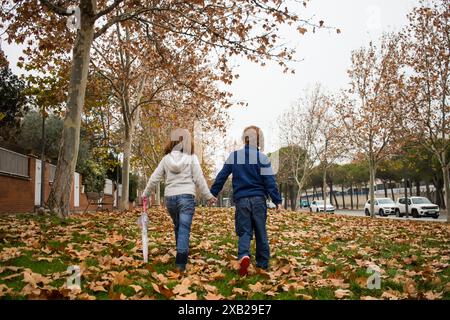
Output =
[
  {"x1": 0, "y1": 149, "x2": 136, "y2": 214},
  {"x1": 0, "y1": 156, "x2": 34, "y2": 213}
]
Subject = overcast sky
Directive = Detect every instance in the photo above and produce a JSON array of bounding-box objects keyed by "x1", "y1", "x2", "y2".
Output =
[
  {"x1": 222, "y1": 0, "x2": 420, "y2": 157},
  {"x1": 1, "y1": 0, "x2": 421, "y2": 171}
]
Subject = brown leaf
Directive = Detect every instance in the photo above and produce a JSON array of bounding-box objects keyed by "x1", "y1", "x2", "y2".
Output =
[
  {"x1": 361, "y1": 296, "x2": 379, "y2": 300},
  {"x1": 232, "y1": 287, "x2": 248, "y2": 295},
  {"x1": 175, "y1": 292, "x2": 198, "y2": 300},
  {"x1": 248, "y1": 282, "x2": 263, "y2": 293},
  {"x1": 204, "y1": 292, "x2": 225, "y2": 300},
  {"x1": 334, "y1": 289, "x2": 351, "y2": 299}
]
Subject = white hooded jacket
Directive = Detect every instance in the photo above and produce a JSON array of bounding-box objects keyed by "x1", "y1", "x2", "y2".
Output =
[{"x1": 142, "y1": 151, "x2": 213, "y2": 200}]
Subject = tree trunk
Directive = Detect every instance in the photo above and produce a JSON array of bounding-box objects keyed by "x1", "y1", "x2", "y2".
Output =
[
  {"x1": 442, "y1": 165, "x2": 449, "y2": 222},
  {"x1": 433, "y1": 176, "x2": 443, "y2": 207},
  {"x1": 369, "y1": 164, "x2": 376, "y2": 218},
  {"x1": 120, "y1": 130, "x2": 133, "y2": 210},
  {"x1": 341, "y1": 185, "x2": 346, "y2": 209},
  {"x1": 119, "y1": 71, "x2": 146, "y2": 210},
  {"x1": 356, "y1": 185, "x2": 360, "y2": 209},
  {"x1": 284, "y1": 183, "x2": 288, "y2": 210},
  {"x1": 332, "y1": 186, "x2": 339, "y2": 209},
  {"x1": 329, "y1": 181, "x2": 333, "y2": 206},
  {"x1": 322, "y1": 169, "x2": 327, "y2": 212},
  {"x1": 350, "y1": 182, "x2": 354, "y2": 210},
  {"x1": 47, "y1": 7, "x2": 95, "y2": 218},
  {"x1": 426, "y1": 182, "x2": 431, "y2": 200},
  {"x1": 409, "y1": 180, "x2": 413, "y2": 197},
  {"x1": 390, "y1": 179, "x2": 395, "y2": 200},
  {"x1": 383, "y1": 182, "x2": 388, "y2": 198}
]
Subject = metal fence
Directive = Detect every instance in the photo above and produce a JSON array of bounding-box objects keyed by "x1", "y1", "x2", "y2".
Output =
[{"x1": 0, "y1": 147, "x2": 29, "y2": 178}]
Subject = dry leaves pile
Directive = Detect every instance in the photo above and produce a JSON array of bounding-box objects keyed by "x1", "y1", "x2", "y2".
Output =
[{"x1": 0, "y1": 207, "x2": 448, "y2": 300}]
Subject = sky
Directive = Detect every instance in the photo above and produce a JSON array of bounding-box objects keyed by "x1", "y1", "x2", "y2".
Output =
[
  {"x1": 222, "y1": 0, "x2": 421, "y2": 157},
  {"x1": 1, "y1": 0, "x2": 421, "y2": 172}
]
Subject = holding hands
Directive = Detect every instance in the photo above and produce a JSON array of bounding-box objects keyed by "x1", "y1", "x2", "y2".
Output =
[{"x1": 207, "y1": 196, "x2": 218, "y2": 207}]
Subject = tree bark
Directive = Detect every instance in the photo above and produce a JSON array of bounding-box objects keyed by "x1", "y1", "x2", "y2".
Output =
[
  {"x1": 47, "y1": 3, "x2": 95, "y2": 218},
  {"x1": 383, "y1": 182, "x2": 388, "y2": 198},
  {"x1": 284, "y1": 183, "x2": 288, "y2": 210},
  {"x1": 409, "y1": 180, "x2": 413, "y2": 197},
  {"x1": 390, "y1": 179, "x2": 395, "y2": 200},
  {"x1": 332, "y1": 185, "x2": 339, "y2": 209},
  {"x1": 365, "y1": 183, "x2": 369, "y2": 200},
  {"x1": 415, "y1": 181, "x2": 421, "y2": 196},
  {"x1": 119, "y1": 71, "x2": 146, "y2": 210},
  {"x1": 341, "y1": 184, "x2": 346, "y2": 209},
  {"x1": 322, "y1": 168, "x2": 327, "y2": 212},
  {"x1": 442, "y1": 165, "x2": 449, "y2": 222},
  {"x1": 350, "y1": 182, "x2": 354, "y2": 210},
  {"x1": 120, "y1": 130, "x2": 133, "y2": 210},
  {"x1": 369, "y1": 164, "x2": 376, "y2": 218},
  {"x1": 426, "y1": 182, "x2": 431, "y2": 200},
  {"x1": 356, "y1": 185, "x2": 360, "y2": 210},
  {"x1": 289, "y1": 184, "x2": 296, "y2": 210}
]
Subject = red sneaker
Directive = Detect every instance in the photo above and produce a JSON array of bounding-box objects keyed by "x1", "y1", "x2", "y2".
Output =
[{"x1": 239, "y1": 256, "x2": 250, "y2": 276}]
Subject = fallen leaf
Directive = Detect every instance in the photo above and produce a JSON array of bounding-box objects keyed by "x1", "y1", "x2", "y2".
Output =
[
  {"x1": 204, "y1": 292, "x2": 225, "y2": 300},
  {"x1": 248, "y1": 282, "x2": 263, "y2": 293},
  {"x1": 129, "y1": 285, "x2": 142, "y2": 293},
  {"x1": 334, "y1": 289, "x2": 351, "y2": 299}
]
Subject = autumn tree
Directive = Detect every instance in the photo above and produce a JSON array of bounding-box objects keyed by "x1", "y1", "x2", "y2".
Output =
[
  {"x1": 312, "y1": 92, "x2": 347, "y2": 213},
  {"x1": 399, "y1": 0, "x2": 449, "y2": 221},
  {"x1": 0, "y1": 50, "x2": 27, "y2": 143},
  {"x1": 91, "y1": 17, "x2": 231, "y2": 209},
  {"x1": 336, "y1": 35, "x2": 403, "y2": 218},
  {"x1": 278, "y1": 85, "x2": 330, "y2": 207},
  {"x1": 1, "y1": 0, "x2": 330, "y2": 217}
]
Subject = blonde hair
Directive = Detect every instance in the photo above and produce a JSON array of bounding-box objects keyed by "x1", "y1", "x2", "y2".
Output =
[{"x1": 242, "y1": 125, "x2": 264, "y2": 150}]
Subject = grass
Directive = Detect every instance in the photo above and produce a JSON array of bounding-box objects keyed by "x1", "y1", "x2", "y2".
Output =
[{"x1": 0, "y1": 207, "x2": 449, "y2": 300}]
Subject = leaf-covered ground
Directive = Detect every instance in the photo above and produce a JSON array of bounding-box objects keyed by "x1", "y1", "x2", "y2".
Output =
[{"x1": 0, "y1": 207, "x2": 449, "y2": 300}]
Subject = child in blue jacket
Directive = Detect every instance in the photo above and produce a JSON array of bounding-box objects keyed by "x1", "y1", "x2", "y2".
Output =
[{"x1": 210, "y1": 126, "x2": 282, "y2": 276}]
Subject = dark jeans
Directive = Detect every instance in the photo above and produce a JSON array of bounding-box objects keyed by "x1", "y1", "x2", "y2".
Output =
[
  {"x1": 235, "y1": 196, "x2": 270, "y2": 269},
  {"x1": 165, "y1": 194, "x2": 195, "y2": 267}
]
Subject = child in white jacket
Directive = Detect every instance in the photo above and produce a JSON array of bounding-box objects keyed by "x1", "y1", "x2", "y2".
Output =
[{"x1": 142, "y1": 131, "x2": 216, "y2": 272}]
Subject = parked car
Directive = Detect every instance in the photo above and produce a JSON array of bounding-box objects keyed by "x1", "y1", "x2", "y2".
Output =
[
  {"x1": 309, "y1": 200, "x2": 335, "y2": 213},
  {"x1": 300, "y1": 200, "x2": 310, "y2": 208},
  {"x1": 364, "y1": 198, "x2": 400, "y2": 217},
  {"x1": 396, "y1": 196, "x2": 439, "y2": 219}
]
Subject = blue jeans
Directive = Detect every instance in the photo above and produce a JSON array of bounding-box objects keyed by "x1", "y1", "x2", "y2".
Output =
[
  {"x1": 235, "y1": 196, "x2": 270, "y2": 269},
  {"x1": 165, "y1": 194, "x2": 195, "y2": 267}
]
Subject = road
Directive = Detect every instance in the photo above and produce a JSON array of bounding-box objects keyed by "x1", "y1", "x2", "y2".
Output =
[{"x1": 333, "y1": 209, "x2": 448, "y2": 222}]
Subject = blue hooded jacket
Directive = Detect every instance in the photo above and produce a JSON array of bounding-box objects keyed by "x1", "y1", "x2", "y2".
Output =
[{"x1": 210, "y1": 145, "x2": 282, "y2": 205}]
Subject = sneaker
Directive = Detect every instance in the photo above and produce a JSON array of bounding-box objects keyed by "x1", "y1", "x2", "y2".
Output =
[
  {"x1": 176, "y1": 264, "x2": 186, "y2": 273},
  {"x1": 239, "y1": 256, "x2": 250, "y2": 276}
]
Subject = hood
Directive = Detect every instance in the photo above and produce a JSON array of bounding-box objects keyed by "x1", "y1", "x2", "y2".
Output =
[
  {"x1": 379, "y1": 203, "x2": 397, "y2": 208},
  {"x1": 166, "y1": 151, "x2": 190, "y2": 173}
]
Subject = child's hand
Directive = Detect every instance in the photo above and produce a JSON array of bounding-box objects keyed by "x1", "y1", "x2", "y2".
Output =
[
  {"x1": 275, "y1": 204, "x2": 283, "y2": 212},
  {"x1": 208, "y1": 197, "x2": 217, "y2": 207}
]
